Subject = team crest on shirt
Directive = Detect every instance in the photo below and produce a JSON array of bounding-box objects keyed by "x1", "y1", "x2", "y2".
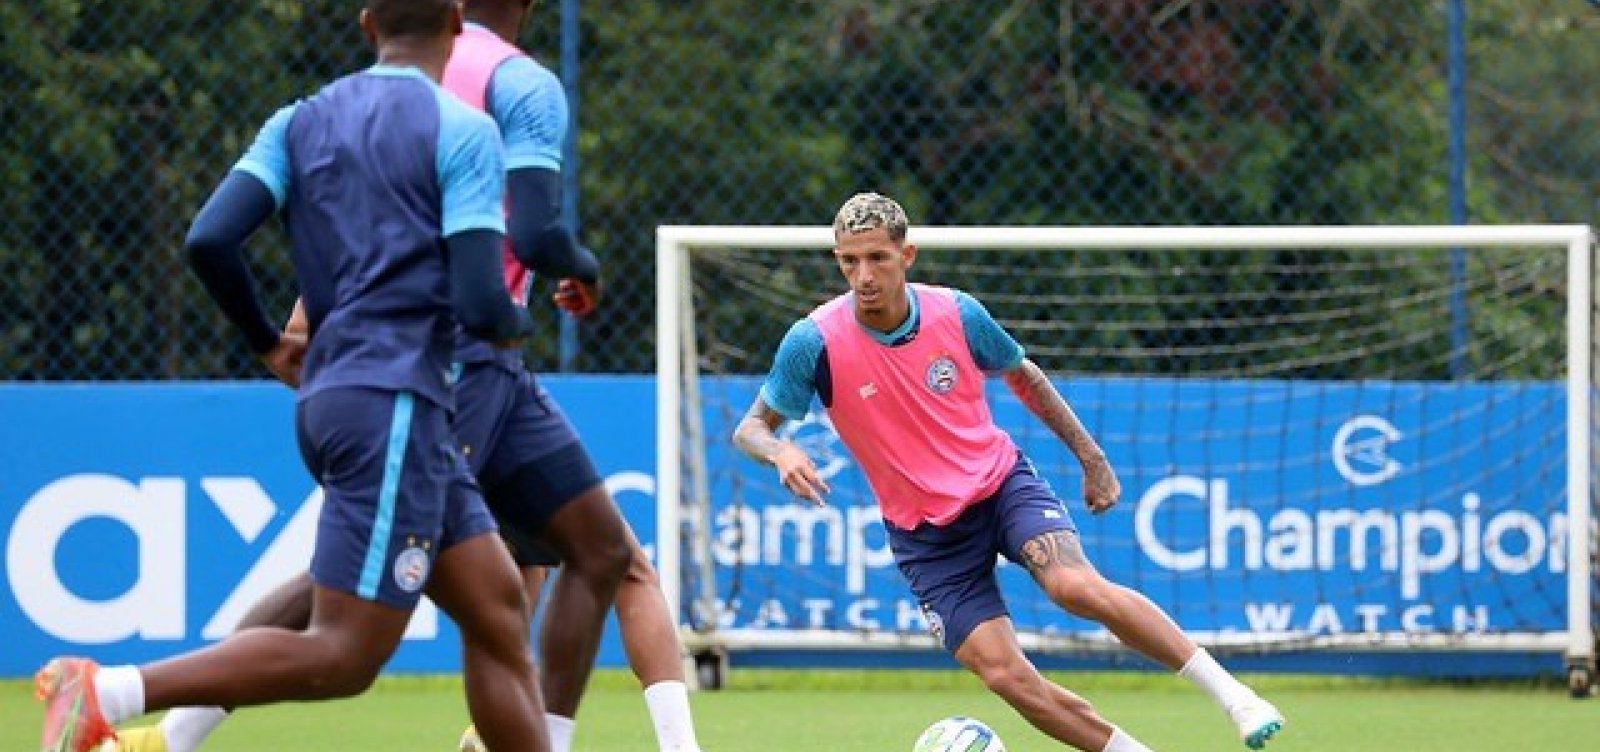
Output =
[
  {"x1": 925, "y1": 355, "x2": 959, "y2": 394},
  {"x1": 920, "y1": 602, "x2": 945, "y2": 644},
  {"x1": 393, "y1": 542, "x2": 432, "y2": 593}
]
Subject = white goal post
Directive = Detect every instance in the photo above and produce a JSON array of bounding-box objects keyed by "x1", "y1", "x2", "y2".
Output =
[{"x1": 656, "y1": 224, "x2": 1596, "y2": 686}]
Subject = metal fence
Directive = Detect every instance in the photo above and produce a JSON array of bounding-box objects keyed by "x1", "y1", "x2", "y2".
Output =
[{"x1": 1, "y1": 0, "x2": 1594, "y2": 379}]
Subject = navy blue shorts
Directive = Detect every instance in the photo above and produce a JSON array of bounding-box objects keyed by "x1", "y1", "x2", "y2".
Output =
[
  {"x1": 453, "y1": 363, "x2": 603, "y2": 566},
  {"x1": 886, "y1": 454, "x2": 1077, "y2": 652},
  {"x1": 297, "y1": 388, "x2": 497, "y2": 609}
]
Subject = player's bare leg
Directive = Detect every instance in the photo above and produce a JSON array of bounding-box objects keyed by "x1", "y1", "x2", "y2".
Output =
[
  {"x1": 953, "y1": 618, "x2": 1146, "y2": 751},
  {"x1": 474, "y1": 530, "x2": 706, "y2": 752},
  {"x1": 460, "y1": 563, "x2": 556, "y2": 752},
  {"x1": 615, "y1": 532, "x2": 683, "y2": 686},
  {"x1": 126, "y1": 543, "x2": 547, "y2": 752},
  {"x1": 1022, "y1": 530, "x2": 1284, "y2": 749},
  {"x1": 427, "y1": 531, "x2": 550, "y2": 752},
  {"x1": 46, "y1": 583, "x2": 414, "y2": 750},
  {"x1": 107, "y1": 573, "x2": 319, "y2": 751},
  {"x1": 44, "y1": 588, "x2": 403, "y2": 752},
  {"x1": 137, "y1": 585, "x2": 411, "y2": 708},
  {"x1": 516, "y1": 544, "x2": 673, "y2": 677},
  {"x1": 613, "y1": 530, "x2": 705, "y2": 752},
  {"x1": 236, "y1": 571, "x2": 315, "y2": 634},
  {"x1": 522, "y1": 564, "x2": 550, "y2": 620},
  {"x1": 532, "y1": 484, "x2": 631, "y2": 718},
  {"x1": 512, "y1": 524, "x2": 702, "y2": 752},
  {"x1": 1021, "y1": 531, "x2": 1192, "y2": 668}
]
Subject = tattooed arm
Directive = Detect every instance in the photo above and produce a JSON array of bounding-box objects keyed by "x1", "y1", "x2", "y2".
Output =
[
  {"x1": 1001, "y1": 358, "x2": 1121, "y2": 514},
  {"x1": 738, "y1": 317, "x2": 832, "y2": 504},
  {"x1": 733, "y1": 398, "x2": 830, "y2": 505}
]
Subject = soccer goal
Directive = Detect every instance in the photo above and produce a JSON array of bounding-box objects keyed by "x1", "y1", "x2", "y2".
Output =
[{"x1": 655, "y1": 224, "x2": 1597, "y2": 693}]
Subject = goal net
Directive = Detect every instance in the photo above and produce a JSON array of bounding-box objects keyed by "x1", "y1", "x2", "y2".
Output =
[{"x1": 656, "y1": 225, "x2": 1596, "y2": 680}]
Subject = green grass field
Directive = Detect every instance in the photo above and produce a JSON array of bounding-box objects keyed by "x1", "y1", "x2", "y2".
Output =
[{"x1": 5, "y1": 669, "x2": 1597, "y2": 751}]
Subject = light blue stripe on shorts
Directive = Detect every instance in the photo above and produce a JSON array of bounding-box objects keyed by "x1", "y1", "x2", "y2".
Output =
[{"x1": 358, "y1": 392, "x2": 415, "y2": 600}]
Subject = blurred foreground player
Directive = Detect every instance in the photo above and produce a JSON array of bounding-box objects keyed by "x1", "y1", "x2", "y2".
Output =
[
  {"x1": 108, "y1": 2, "x2": 703, "y2": 752},
  {"x1": 37, "y1": 1, "x2": 549, "y2": 750}
]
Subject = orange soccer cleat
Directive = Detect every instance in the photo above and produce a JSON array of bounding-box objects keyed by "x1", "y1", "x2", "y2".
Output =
[{"x1": 36, "y1": 657, "x2": 117, "y2": 752}]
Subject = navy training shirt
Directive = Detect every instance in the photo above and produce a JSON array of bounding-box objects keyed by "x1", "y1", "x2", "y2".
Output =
[{"x1": 234, "y1": 65, "x2": 506, "y2": 408}]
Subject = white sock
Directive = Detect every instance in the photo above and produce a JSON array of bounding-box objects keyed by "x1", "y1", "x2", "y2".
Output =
[
  {"x1": 1102, "y1": 726, "x2": 1156, "y2": 752},
  {"x1": 1177, "y1": 647, "x2": 1255, "y2": 711},
  {"x1": 92, "y1": 665, "x2": 145, "y2": 725},
  {"x1": 545, "y1": 713, "x2": 576, "y2": 752},
  {"x1": 159, "y1": 706, "x2": 230, "y2": 752},
  {"x1": 642, "y1": 681, "x2": 702, "y2": 752}
]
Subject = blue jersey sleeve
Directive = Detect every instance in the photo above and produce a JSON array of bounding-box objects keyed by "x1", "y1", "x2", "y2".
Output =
[
  {"x1": 232, "y1": 104, "x2": 297, "y2": 208},
  {"x1": 759, "y1": 319, "x2": 825, "y2": 421},
  {"x1": 486, "y1": 56, "x2": 567, "y2": 172},
  {"x1": 434, "y1": 96, "x2": 507, "y2": 238},
  {"x1": 955, "y1": 290, "x2": 1025, "y2": 373}
]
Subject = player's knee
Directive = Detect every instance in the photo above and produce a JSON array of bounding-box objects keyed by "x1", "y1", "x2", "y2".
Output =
[
  {"x1": 305, "y1": 643, "x2": 385, "y2": 699},
  {"x1": 1048, "y1": 569, "x2": 1116, "y2": 619},
  {"x1": 322, "y1": 662, "x2": 381, "y2": 699},
  {"x1": 970, "y1": 656, "x2": 1040, "y2": 701},
  {"x1": 625, "y1": 546, "x2": 661, "y2": 587},
  {"x1": 491, "y1": 583, "x2": 535, "y2": 628},
  {"x1": 569, "y1": 530, "x2": 631, "y2": 588},
  {"x1": 467, "y1": 588, "x2": 534, "y2": 656},
  {"x1": 586, "y1": 542, "x2": 632, "y2": 592}
]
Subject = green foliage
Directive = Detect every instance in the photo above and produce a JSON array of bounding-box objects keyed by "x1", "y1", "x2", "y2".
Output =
[
  {"x1": 0, "y1": 0, "x2": 1591, "y2": 378},
  {"x1": 0, "y1": 0, "x2": 363, "y2": 379}
]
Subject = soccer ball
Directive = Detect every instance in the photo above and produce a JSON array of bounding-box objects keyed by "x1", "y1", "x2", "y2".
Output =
[{"x1": 913, "y1": 716, "x2": 1007, "y2": 752}]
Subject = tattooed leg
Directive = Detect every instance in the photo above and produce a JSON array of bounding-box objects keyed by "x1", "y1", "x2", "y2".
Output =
[
  {"x1": 1022, "y1": 530, "x2": 1195, "y2": 670},
  {"x1": 1020, "y1": 530, "x2": 1093, "y2": 574}
]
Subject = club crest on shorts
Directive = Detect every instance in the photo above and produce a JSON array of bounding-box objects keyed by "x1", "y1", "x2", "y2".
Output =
[
  {"x1": 920, "y1": 602, "x2": 945, "y2": 644},
  {"x1": 925, "y1": 355, "x2": 959, "y2": 394},
  {"x1": 393, "y1": 544, "x2": 432, "y2": 593}
]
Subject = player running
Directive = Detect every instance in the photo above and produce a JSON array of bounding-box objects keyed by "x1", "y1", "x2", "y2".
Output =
[
  {"x1": 732, "y1": 192, "x2": 1287, "y2": 752},
  {"x1": 37, "y1": 2, "x2": 549, "y2": 751},
  {"x1": 105, "y1": 2, "x2": 704, "y2": 752},
  {"x1": 440, "y1": 4, "x2": 705, "y2": 749}
]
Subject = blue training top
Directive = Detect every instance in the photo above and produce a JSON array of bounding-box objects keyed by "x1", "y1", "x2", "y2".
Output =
[
  {"x1": 234, "y1": 64, "x2": 506, "y2": 408},
  {"x1": 451, "y1": 39, "x2": 572, "y2": 366},
  {"x1": 481, "y1": 32, "x2": 567, "y2": 173}
]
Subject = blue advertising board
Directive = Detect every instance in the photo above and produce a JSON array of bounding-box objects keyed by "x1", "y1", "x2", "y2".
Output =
[
  {"x1": 0, "y1": 379, "x2": 658, "y2": 676},
  {"x1": 687, "y1": 376, "x2": 1570, "y2": 678},
  {"x1": 0, "y1": 377, "x2": 1570, "y2": 677}
]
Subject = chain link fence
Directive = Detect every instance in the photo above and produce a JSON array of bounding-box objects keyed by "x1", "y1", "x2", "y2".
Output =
[{"x1": 1, "y1": 0, "x2": 1594, "y2": 379}]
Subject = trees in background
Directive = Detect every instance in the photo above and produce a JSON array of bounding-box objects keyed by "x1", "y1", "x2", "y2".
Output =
[{"x1": 0, "y1": 0, "x2": 1590, "y2": 378}]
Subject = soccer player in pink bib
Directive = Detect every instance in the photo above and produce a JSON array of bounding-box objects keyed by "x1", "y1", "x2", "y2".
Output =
[{"x1": 734, "y1": 192, "x2": 1287, "y2": 752}]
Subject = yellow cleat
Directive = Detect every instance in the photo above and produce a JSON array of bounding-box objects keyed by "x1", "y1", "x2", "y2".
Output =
[
  {"x1": 95, "y1": 726, "x2": 168, "y2": 752},
  {"x1": 458, "y1": 724, "x2": 486, "y2": 752}
]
